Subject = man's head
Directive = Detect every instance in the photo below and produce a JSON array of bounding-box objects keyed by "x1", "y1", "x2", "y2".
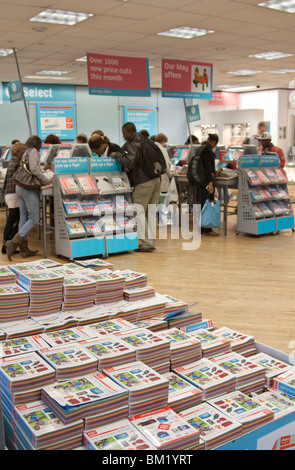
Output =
[
  {"x1": 207, "y1": 133, "x2": 219, "y2": 149},
  {"x1": 258, "y1": 121, "x2": 268, "y2": 135},
  {"x1": 259, "y1": 131, "x2": 272, "y2": 149},
  {"x1": 122, "y1": 122, "x2": 137, "y2": 141}
]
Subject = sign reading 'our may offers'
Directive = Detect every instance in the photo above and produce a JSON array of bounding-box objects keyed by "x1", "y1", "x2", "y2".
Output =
[
  {"x1": 87, "y1": 53, "x2": 151, "y2": 97},
  {"x1": 162, "y1": 59, "x2": 213, "y2": 99}
]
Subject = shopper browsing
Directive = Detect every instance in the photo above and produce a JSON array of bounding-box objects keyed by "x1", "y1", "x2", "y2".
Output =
[
  {"x1": 259, "y1": 132, "x2": 286, "y2": 168},
  {"x1": 88, "y1": 134, "x2": 122, "y2": 157},
  {"x1": 154, "y1": 133, "x2": 174, "y2": 194},
  {"x1": 6, "y1": 135, "x2": 53, "y2": 261},
  {"x1": 249, "y1": 121, "x2": 268, "y2": 147}
]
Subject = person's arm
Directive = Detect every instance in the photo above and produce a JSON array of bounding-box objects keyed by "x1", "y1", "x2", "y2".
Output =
[
  {"x1": 28, "y1": 149, "x2": 52, "y2": 185},
  {"x1": 110, "y1": 140, "x2": 140, "y2": 170}
]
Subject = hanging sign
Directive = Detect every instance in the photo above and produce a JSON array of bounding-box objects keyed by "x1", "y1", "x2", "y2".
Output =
[
  {"x1": 162, "y1": 59, "x2": 213, "y2": 99},
  {"x1": 186, "y1": 104, "x2": 201, "y2": 122},
  {"x1": 7, "y1": 80, "x2": 22, "y2": 103},
  {"x1": 36, "y1": 103, "x2": 76, "y2": 141},
  {"x1": 123, "y1": 106, "x2": 157, "y2": 135},
  {"x1": 87, "y1": 53, "x2": 151, "y2": 97}
]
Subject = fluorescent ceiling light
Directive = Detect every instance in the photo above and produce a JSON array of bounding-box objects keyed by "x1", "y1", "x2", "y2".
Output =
[
  {"x1": 259, "y1": 0, "x2": 295, "y2": 13},
  {"x1": 249, "y1": 51, "x2": 293, "y2": 59},
  {"x1": 157, "y1": 26, "x2": 214, "y2": 39},
  {"x1": 223, "y1": 86, "x2": 258, "y2": 92},
  {"x1": 76, "y1": 56, "x2": 87, "y2": 62},
  {"x1": 29, "y1": 9, "x2": 93, "y2": 26},
  {"x1": 25, "y1": 75, "x2": 72, "y2": 81},
  {"x1": 267, "y1": 68, "x2": 295, "y2": 73},
  {"x1": 227, "y1": 69, "x2": 262, "y2": 75},
  {"x1": 0, "y1": 48, "x2": 14, "y2": 57},
  {"x1": 36, "y1": 70, "x2": 71, "y2": 76}
]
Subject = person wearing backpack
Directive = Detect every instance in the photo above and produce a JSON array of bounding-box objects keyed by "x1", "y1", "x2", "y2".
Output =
[{"x1": 110, "y1": 122, "x2": 165, "y2": 252}]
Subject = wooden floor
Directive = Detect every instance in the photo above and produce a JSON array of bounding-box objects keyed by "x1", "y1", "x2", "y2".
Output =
[{"x1": 0, "y1": 192, "x2": 294, "y2": 356}]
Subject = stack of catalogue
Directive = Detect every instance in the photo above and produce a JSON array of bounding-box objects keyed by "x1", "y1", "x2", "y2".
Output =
[
  {"x1": 85, "y1": 269, "x2": 125, "y2": 305},
  {"x1": 158, "y1": 328, "x2": 202, "y2": 369}
]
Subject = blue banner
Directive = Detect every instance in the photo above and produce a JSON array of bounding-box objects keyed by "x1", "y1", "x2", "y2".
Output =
[
  {"x1": 7, "y1": 80, "x2": 22, "y2": 103},
  {"x1": 123, "y1": 106, "x2": 157, "y2": 136},
  {"x1": 36, "y1": 103, "x2": 76, "y2": 141},
  {"x1": 186, "y1": 104, "x2": 200, "y2": 122},
  {"x1": 1, "y1": 83, "x2": 75, "y2": 102}
]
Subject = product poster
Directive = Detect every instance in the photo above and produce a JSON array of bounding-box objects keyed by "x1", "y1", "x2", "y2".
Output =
[
  {"x1": 36, "y1": 103, "x2": 76, "y2": 141},
  {"x1": 87, "y1": 53, "x2": 151, "y2": 97},
  {"x1": 123, "y1": 106, "x2": 157, "y2": 136},
  {"x1": 162, "y1": 59, "x2": 213, "y2": 99}
]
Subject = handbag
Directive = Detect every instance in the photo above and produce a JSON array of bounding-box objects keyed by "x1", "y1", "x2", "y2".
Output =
[
  {"x1": 12, "y1": 151, "x2": 42, "y2": 191},
  {"x1": 201, "y1": 199, "x2": 221, "y2": 228}
]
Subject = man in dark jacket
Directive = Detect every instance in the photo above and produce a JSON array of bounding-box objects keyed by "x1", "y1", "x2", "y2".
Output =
[
  {"x1": 110, "y1": 122, "x2": 161, "y2": 252},
  {"x1": 199, "y1": 133, "x2": 220, "y2": 236}
]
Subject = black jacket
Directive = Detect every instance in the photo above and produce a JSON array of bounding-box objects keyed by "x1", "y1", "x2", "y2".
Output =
[
  {"x1": 199, "y1": 141, "x2": 216, "y2": 185},
  {"x1": 114, "y1": 133, "x2": 150, "y2": 187}
]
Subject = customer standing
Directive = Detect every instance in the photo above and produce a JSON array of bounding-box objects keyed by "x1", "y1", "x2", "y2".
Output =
[
  {"x1": 110, "y1": 122, "x2": 162, "y2": 252},
  {"x1": 259, "y1": 132, "x2": 286, "y2": 168},
  {"x1": 249, "y1": 121, "x2": 268, "y2": 147},
  {"x1": 6, "y1": 135, "x2": 52, "y2": 261},
  {"x1": 2, "y1": 142, "x2": 26, "y2": 254},
  {"x1": 199, "y1": 134, "x2": 220, "y2": 236},
  {"x1": 154, "y1": 133, "x2": 173, "y2": 193}
]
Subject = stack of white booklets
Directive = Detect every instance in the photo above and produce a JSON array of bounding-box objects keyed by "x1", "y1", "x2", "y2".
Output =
[
  {"x1": 40, "y1": 326, "x2": 97, "y2": 348},
  {"x1": 134, "y1": 296, "x2": 167, "y2": 321},
  {"x1": 167, "y1": 311, "x2": 203, "y2": 330},
  {"x1": 84, "y1": 318, "x2": 136, "y2": 337},
  {"x1": 78, "y1": 335, "x2": 136, "y2": 370},
  {"x1": 133, "y1": 318, "x2": 168, "y2": 332},
  {"x1": 103, "y1": 361, "x2": 169, "y2": 416},
  {"x1": 32, "y1": 311, "x2": 78, "y2": 333},
  {"x1": 123, "y1": 286, "x2": 156, "y2": 302},
  {"x1": 272, "y1": 369, "x2": 295, "y2": 398},
  {"x1": 211, "y1": 352, "x2": 266, "y2": 393},
  {"x1": 249, "y1": 352, "x2": 292, "y2": 387},
  {"x1": 74, "y1": 258, "x2": 114, "y2": 271},
  {"x1": 157, "y1": 328, "x2": 202, "y2": 369},
  {"x1": 179, "y1": 402, "x2": 242, "y2": 449},
  {"x1": 208, "y1": 391, "x2": 274, "y2": 434},
  {"x1": 0, "y1": 335, "x2": 48, "y2": 358},
  {"x1": 0, "y1": 284, "x2": 29, "y2": 322},
  {"x1": 174, "y1": 358, "x2": 236, "y2": 400},
  {"x1": 0, "y1": 318, "x2": 44, "y2": 340},
  {"x1": 115, "y1": 269, "x2": 147, "y2": 288},
  {"x1": 83, "y1": 419, "x2": 157, "y2": 450},
  {"x1": 85, "y1": 269, "x2": 125, "y2": 305},
  {"x1": 38, "y1": 342, "x2": 99, "y2": 381},
  {"x1": 250, "y1": 390, "x2": 295, "y2": 420},
  {"x1": 182, "y1": 329, "x2": 231, "y2": 358},
  {"x1": 129, "y1": 406, "x2": 201, "y2": 450},
  {"x1": 158, "y1": 294, "x2": 189, "y2": 316},
  {"x1": 114, "y1": 327, "x2": 170, "y2": 372},
  {"x1": 213, "y1": 327, "x2": 256, "y2": 356},
  {"x1": 41, "y1": 372, "x2": 129, "y2": 426},
  {"x1": 12, "y1": 400, "x2": 84, "y2": 450},
  {"x1": 0, "y1": 266, "x2": 16, "y2": 284},
  {"x1": 163, "y1": 372, "x2": 203, "y2": 412},
  {"x1": 62, "y1": 275, "x2": 97, "y2": 311}
]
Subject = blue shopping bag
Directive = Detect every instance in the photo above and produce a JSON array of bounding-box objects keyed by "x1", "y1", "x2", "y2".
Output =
[{"x1": 201, "y1": 199, "x2": 221, "y2": 228}]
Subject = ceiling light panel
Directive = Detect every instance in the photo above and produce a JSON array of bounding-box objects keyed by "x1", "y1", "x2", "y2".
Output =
[
  {"x1": 29, "y1": 9, "x2": 93, "y2": 26},
  {"x1": 249, "y1": 51, "x2": 293, "y2": 59},
  {"x1": 267, "y1": 68, "x2": 295, "y2": 73},
  {"x1": 36, "y1": 70, "x2": 71, "y2": 75},
  {"x1": 227, "y1": 70, "x2": 262, "y2": 75},
  {"x1": 259, "y1": 0, "x2": 295, "y2": 13},
  {"x1": 157, "y1": 27, "x2": 214, "y2": 39},
  {"x1": 0, "y1": 49, "x2": 14, "y2": 57}
]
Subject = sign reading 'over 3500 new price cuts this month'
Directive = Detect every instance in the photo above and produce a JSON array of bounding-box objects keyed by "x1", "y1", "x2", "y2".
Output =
[{"x1": 87, "y1": 53, "x2": 151, "y2": 97}]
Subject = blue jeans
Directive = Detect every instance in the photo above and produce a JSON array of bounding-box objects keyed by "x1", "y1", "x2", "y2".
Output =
[{"x1": 15, "y1": 186, "x2": 40, "y2": 239}]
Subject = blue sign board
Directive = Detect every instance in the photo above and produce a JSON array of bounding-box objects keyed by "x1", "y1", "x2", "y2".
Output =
[
  {"x1": 7, "y1": 80, "x2": 22, "y2": 103},
  {"x1": 123, "y1": 106, "x2": 157, "y2": 136},
  {"x1": 91, "y1": 156, "x2": 121, "y2": 173},
  {"x1": 36, "y1": 102, "x2": 76, "y2": 141},
  {"x1": 53, "y1": 157, "x2": 89, "y2": 174},
  {"x1": 186, "y1": 104, "x2": 200, "y2": 122},
  {"x1": 1, "y1": 83, "x2": 75, "y2": 102}
]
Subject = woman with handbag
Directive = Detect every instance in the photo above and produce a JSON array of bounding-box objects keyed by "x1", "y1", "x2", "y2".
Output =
[{"x1": 6, "y1": 135, "x2": 53, "y2": 261}]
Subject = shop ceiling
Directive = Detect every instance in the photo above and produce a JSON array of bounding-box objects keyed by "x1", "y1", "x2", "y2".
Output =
[{"x1": 1, "y1": 0, "x2": 295, "y2": 92}]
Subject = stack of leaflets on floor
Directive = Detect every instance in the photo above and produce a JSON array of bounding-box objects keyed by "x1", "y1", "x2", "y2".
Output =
[
  {"x1": 39, "y1": 342, "x2": 99, "y2": 381},
  {"x1": 133, "y1": 318, "x2": 168, "y2": 332},
  {"x1": 208, "y1": 391, "x2": 274, "y2": 434},
  {"x1": 13, "y1": 400, "x2": 84, "y2": 450},
  {"x1": 101, "y1": 216, "x2": 119, "y2": 233},
  {"x1": 272, "y1": 369, "x2": 295, "y2": 398},
  {"x1": 62, "y1": 275, "x2": 97, "y2": 311},
  {"x1": 211, "y1": 352, "x2": 266, "y2": 393},
  {"x1": 179, "y1": 402, "x2": 242, "y2": 450},
  {"x1": 256, "y1": 169, "x2": 270, "y2": 184},
  {"x1": 74, "y1": 258, "x2": 114, "y2": 271},
  {"x1": 96, "y1": 198, "x2": 115, "y2": 214},
  {"x1": 134, "y1": 296, "x2": 166, "y2": 321},
  {"x1": 264, "y1": 168, "x2": 279, "y2": 182},
  {"x1": 8, "y1": 262, "x2": 49, "y2": 275},
  {"x1": 31, "y1": 312, "x2": 78, "y2": 332},
  {"x1": 173, "y1": 358, "x2": 236, "y2": 400},
  {"x1": 275, "y1": 168, "x2": 288, "y2": 183},
  {"x1": 112, "y1": 177, "x2": 129, "y2": 192},
  {"x1": 87, "y1": 269, "x2": 125, "y2": 305},
  {"x1": 62, "y1": 199, "x2": 85, "y2": 216},
  {"x1": 250, "y1": 390, "x2": 295, "y2": 420},
  {"x1": 0, "y1": 284, "x2": 29, "y2": 322},
  {"x1": 40, "y1": 326, "x2": 97, "y2": 348},
  {"x1": 81, "y1": 217, "x2": 102, "y2": 235},
  {"x1": 72, "y1": 305, "x2": 111, "y2": 325},
  {"x1": 166, "y1": 311, "x2": 203, "y2": 330},
  {"x1": 158, "y1": 294, "x2": 189, "y2": 317},
  {"x1": 246, "y1": 169, "x2": 260, "y2": 186},
  {"x1": 123, "y1": 285, "x2": 155, "y2": 302},
  {"x1": 0, "y1": 266, "x2": 16, "y2": 284},
  {"x1": 59, "y1": 177, "x2": 80, "y2": 195},
  {"x1": 213, "y1": 327, "x2": 256, "y2": 356},
  {"x1": 79, "y1": 335, "x2": 136, "y2": 370},
  {"x1": 16, "y1": 271, "x2": 64, "y2": 317},
  {"x1": 0, "y1": 318, "x2": 44, "y2": 339},
  {"x1": 33, "y1": 259, "x2": 62, "y2": 269},
  {"x1": 85, "y1": 318, "x2": 136, "y2": 338},
  {"x1": 129, "y1": 406, "x2": 200, "y2": 450},
  {"x1": 104, "y1": 361, "x2": 169, "y2": 416},
  {"x1": 0, "y1": 352, "x2": 56, "y2": 397},
  {"x1": 257, "y1": 202, "x2": 273, "y2": 218},
  {"x1": 115, "y1": 269, "x2": 147, "y2": 289},
  {"x1": 114, "y1": 328, "x2": 170, "y2": 370},
  {"x1": 79, "y1": 200, "x2": 99, "y2": 214},
  {"x1": 163, "y1": 372, "x2": 202, "y2": 412},
  {"x1": 41, "y1": 372, "x2": 129, "y2": 425},
  {"x1": 249, "y1": 352, "x2": 292, "y2": 387},
  {"x1": 184, "y1": 329, "x2": 231, "y2": 358},
  {"x1": 157, "y1": 328, "x2": 202, "y2": 369},
  {"x1": 84, "y1": 419, "x2": 156, "y2": 450},
  {"x1": 76, "y1": 176, "x2": 98, "y2": 195},
  {"x1": 65, "y1": 219, "x2": 86, "y2": 237},
  {"x1": 0, "y1": 335, "x2": 48, "y2": 358}
]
